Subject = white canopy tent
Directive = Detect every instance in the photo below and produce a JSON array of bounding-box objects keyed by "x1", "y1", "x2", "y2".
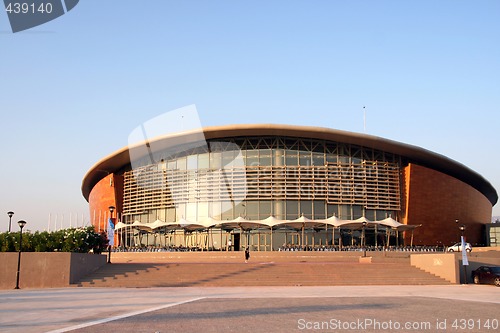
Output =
[{"x1": 113, "y1": 215, "x2": 421, "y2": 249}]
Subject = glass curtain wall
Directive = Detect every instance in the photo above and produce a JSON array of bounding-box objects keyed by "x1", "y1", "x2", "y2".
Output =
[{"x1": 120, "y1": 136, "x2": 401, "y2": 249}]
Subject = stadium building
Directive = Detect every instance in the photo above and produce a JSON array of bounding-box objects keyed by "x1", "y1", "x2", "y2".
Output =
[{"x1": 81, "y1": 124, "x2": 497, "y2": 250}]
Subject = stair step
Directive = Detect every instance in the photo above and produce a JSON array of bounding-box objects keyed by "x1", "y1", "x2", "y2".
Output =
[{"x1": 74, "y1": 261, "x2": 450, "y2": 287}]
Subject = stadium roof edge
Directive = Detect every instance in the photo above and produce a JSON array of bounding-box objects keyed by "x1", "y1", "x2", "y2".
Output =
[{"x1": 81, "y1": 124, "x2": 498, "y2": 206}]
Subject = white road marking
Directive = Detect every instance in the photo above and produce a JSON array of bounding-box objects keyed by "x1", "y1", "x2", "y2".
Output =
[{"x1": 46, "y1": 297, "x2": 206, "y2": 333}]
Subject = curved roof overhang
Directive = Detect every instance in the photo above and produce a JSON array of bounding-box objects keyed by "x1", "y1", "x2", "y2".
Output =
[{"x1": 81, "y1": 124, "x2": 498, "y2": 206}]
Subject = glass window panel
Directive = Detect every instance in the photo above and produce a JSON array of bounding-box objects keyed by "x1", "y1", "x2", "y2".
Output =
[
  {"x1": 177, "y1": 157, "x2": 187, "y2": 170},
  {"x1": 376, "y1": 210, "x2": 388, "y2": 220},
  {"x1": 365, "y1": 209, "x2": 376, "y2": 221},
  {"x1": 352, "y1": 205, "x2": 363, "y2": 219},
  {"x1": 312, "y1": 153, "x2": 324, "y2": 166},
  {"x1": 246, "y1": 156, "x2": 259, "y2": 167},
  {"x1": 339, "y1": 205, "x2": 350, "y2": 219},
  {"x1": 166, "y1": 208, "x2": 175, "y2": 222},
  {"x1": 186, "y1": 203, "x2": 197, "y2": 220},
  {"x1": 313, "y1": 200, "x2": 325, "y2": 219},
  {"x1": 222, "y1": 151, "x2": 235, "y2": 168},
  {"x1": 210, "y1": 152, "x2": 221, "y2": 169},
  {"x1": 246, "y1": 201, "x2": 259, "y2": 219},
  {"x1": 167, "y1": 161, "x2": 176, "y2": 170},
  {"x1": 286, "y1": 200, "x2": 298, "y2": 219},
  {"x1": 233, "y1": 202, "x2": 245, "y2": 217},
  {"x1": 259, "y1": 201, "x2": 272, "y2": 217},
  {"x1": 198, "y1": 153, "x2": 209, "y2": 169},
  {"x1": 260, "y1": 149, "x2": 272, "y2": 157},
  {"x1": 221, "y1": 203, "x2": 233, "y2": 220},
  {"x1": 339, "y1": 156, "x2": 349, "y2": 164},
  {"x1": 148, "y1": 210, "x2": 156, "y2": 224},
  {"x1": 245, "y1": 150, "x2": 259, "y2": 167},
  {"x1": 299, "y1": 151, "x2": 311, "y2": 166},
  {"x1": 300, "y1": 201, "x2": 313, "y2": 218},
  {"x1": 326, "y1": 154, "x2": 337, "y2": 164},
  {"x1": 197, "y1": 202, "x2": 209, "y2": 220},
  {"x1": 210, "y1": 201, "x2": 221, "y2": 219},
  {"x1": 175, "y1": 203, "x2": 186, "y2": 220},
  {"x1": 246, "y1": 150, "x2": 259, "y2": 158},
  {"x1": 187, "y1": 155, "x2": 198, "y2": 170},
  {"x1": 157, "y1": 209, "x2": 166, "y2": 221},
  {"x1": 285, "y1": 150, "x2": 298, "y2": 166},
  {"x1": 327, "y1": 204, "x2": 338, "y2": 218},
  {"x1": 260, "y1": 156, "x2": 272, "y2": 166}
]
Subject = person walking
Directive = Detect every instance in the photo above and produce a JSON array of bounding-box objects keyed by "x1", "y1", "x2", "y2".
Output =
[{"x1": 245, "y1": 247, "x2": 250, "y2": 263}]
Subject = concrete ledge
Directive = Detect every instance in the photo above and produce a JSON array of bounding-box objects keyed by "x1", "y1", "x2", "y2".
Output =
[
  {"x1": 0, "y1": 252, "x2": 106, "y2": 289},
  {"x1": 359, "y1": 256, "x2": 372, "y2": 264}
]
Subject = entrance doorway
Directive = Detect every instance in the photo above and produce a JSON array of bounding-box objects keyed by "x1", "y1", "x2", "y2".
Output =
[{"x1": 233, "y1": 233, "x2": 241, "y2": 251}]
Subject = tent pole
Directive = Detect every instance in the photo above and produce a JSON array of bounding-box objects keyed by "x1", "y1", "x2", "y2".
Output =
[
  {"x1": 270, "y1": 227, "x2": 273, "y2": 251},
  {"x1": 301, "y1": 225, "x2": 305, "y2": 250},
  {"x1": 339, "y1": 228, "x2": 343, "y2": 250},
  {"x1": 220, "y1": 228, "x2": 223, "y2": 251}
]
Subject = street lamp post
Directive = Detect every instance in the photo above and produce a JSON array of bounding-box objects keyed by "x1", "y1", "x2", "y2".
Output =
[
  {"x1": 455, "y1": 219, "x2": 459, "y2": 243},
  {"x1": 459, "y1": 224, "x2": 468, "y2": 284},
  {"x1": 108, "y1": 206, "x2": 115, "y2": 264},
  {"x1": 7, "y1": 211, "x2": 14, "y2": 233},
  {"x1": 14, "y1": 220, "x2": 27, "y2": 289}
]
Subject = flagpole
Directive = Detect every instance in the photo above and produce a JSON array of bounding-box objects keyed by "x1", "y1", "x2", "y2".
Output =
[{"x1": 363, "y1": 106, "x2": 366, "y2": 133}]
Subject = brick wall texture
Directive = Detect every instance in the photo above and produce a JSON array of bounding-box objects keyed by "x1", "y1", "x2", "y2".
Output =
[
  {"x1": 403, "y1": 163, "x2": 492, "y2": 246},
  {"x1": 88, "y1": 173, "x2": 123, "y2": 237}
]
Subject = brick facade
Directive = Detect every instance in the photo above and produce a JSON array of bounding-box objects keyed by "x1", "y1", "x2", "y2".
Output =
[
  {"x1": 403, "y1": 163, "x2": 492, "y2": 246},
  {"x1": 88, "y1": 173, "x2": 123, "y2": 235}
]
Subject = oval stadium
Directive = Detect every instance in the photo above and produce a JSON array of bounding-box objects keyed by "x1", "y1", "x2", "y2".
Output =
[{"x1": 81, "y1": 124, "x2": 498, "y2": 251}]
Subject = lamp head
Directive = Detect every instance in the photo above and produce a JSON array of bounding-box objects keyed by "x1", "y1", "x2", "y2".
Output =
[
  {"x1": 455, "y1": 219, "x2": 459, "y2": 224},
  {"x1": 7, "y1": 211, "x2": 14, "y2": 218},
  {"x1": 18, "y1": 220, "x2": 26, "y2": 229},
  {"x1": 109, "y1": 206, "x2": 115, "y2": 214},
  {"x1": 459, "y1": 224, "x2": 466, "y2": 232}
]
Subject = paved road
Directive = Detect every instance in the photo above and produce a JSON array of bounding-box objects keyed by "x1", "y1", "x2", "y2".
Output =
[{"x1": 1, "y1": 285, "x2": 499, "y2": 333}]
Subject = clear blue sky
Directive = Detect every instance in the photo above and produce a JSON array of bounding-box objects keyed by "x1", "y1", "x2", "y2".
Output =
[{"x1": 1, "y1": 0, "x2": 499, "y2": 231}]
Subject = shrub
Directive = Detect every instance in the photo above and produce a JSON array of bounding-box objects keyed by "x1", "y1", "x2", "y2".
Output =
[{"x1": 0, "y1": 226, "x2": 108, "y2": 253}]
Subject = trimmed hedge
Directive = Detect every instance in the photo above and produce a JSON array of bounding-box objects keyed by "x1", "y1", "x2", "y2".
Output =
[{"x1": 0, "y1": 227, "x2": 108, "y2": 253}]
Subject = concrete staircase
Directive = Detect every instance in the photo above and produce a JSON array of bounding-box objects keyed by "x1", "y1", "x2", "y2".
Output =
[{"x1": 75, "y1": 252, "x2": 450, "y2": 287}]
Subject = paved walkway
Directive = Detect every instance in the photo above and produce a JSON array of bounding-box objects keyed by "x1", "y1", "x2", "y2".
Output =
[{"x1": 1, "y1": 285, "x2": 499, "y2": 333}]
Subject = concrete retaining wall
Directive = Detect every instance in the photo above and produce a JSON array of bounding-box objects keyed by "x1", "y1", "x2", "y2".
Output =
[
  {"x1": 410, "y1": 253, "x2": 459, "y2": 283},
  {"x1": 0, "y1": 252, "x2": 106, "y2": 289},
  {"x1": 411, "y1": 251, "x2": 500, "y2": 284}
]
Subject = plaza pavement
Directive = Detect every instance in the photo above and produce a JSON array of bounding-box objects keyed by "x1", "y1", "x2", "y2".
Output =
[{"x1": 1, "y1": 285, "x2": 499, "y2": 333}]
